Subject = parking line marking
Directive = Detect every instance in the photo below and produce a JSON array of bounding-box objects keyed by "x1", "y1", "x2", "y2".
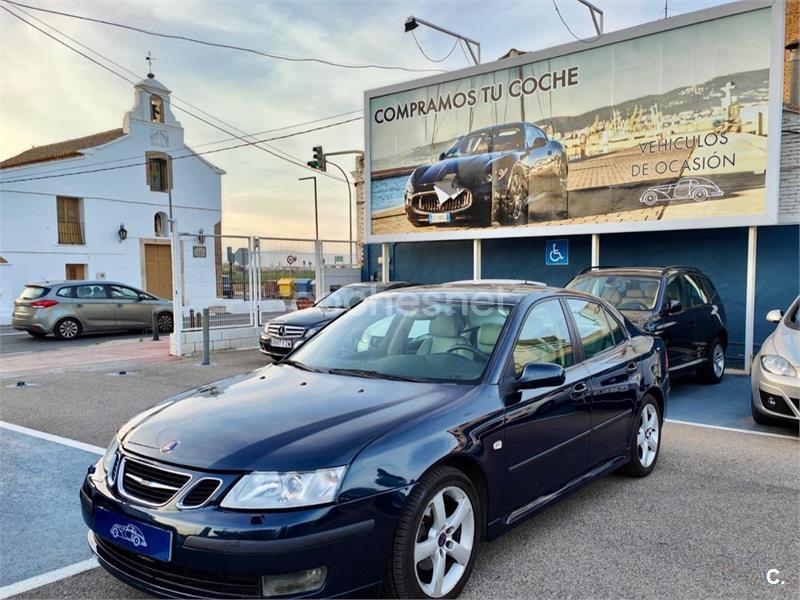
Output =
[
  {"x1": 0, "y1": 558, "x2": 98, "y2": 599},
  {"x1": 665, "y1": 419, "x2": 799, "y2": 441},
  {"x1": 0, "y1": 421, "x2": 104, "y2": 455}
]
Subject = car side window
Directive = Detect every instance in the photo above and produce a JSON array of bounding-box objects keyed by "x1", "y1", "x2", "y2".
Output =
[
  {"x1": 76, "y1": 285, "x2": 108, "y2": 299},
  {"x1": 664, "y1": 276, "x2": 682, "y2": 310},
  {"x1": 604, "y1": 309, "x2": 625, "y2": 345},
  {"x1": 525, "y1": 126, "x2": 546, "y2": 148},
  {"x1": 512, "y1": 300, "x2": 574, "y2": 375},
  {"x1": 109, "y1": 285, "x2": 140, "y2": 300},
  {"x1": 56, "y1": 286, "x2": 76, "y2": 298},
  {"x1": 681, "y1": 274, "x2": 707, "y2": 307},
  {"x1": 566, "y1": 299, "x2": 617, "y2": 360}
]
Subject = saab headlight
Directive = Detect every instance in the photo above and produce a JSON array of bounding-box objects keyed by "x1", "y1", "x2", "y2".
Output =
[
  {"x1": 760, "y1": 355, "x2": 797, "y2": 377},
  {"x1": 221, "y1": 467, "x2": 346, "y2": 509},
  {"x1": 103, "y1": 437, "x2": 120, "y2": 485}
]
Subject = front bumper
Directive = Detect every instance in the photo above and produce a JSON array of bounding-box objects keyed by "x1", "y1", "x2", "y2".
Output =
[
  {"x1": 405, "y1": 183, "x2": 492, "y2": 226},
  {"x1": 258, "y1": 333, "x2": 298, "y2": 359},
  {"x1": 751, "y1": 358, "x2": 800, "y2": 422},
  {"x1": 81, "y1": 462, "x2": 404, "y2": 598}
]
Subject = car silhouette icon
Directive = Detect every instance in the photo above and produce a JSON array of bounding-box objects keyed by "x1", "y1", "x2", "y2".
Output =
[
  {"x1": 639, "y1": 176, "x2": 723, "y2": 205},
  {"x1": 110, "y1": 523, "x2": 147, "y2": 548}
]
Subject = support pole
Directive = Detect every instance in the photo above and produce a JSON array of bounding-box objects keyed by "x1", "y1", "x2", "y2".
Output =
[
  {"x1": 201, "y1": 308, "x2": 210, "y2": 366},
  {"x1": 591, "y1": 234, "x2": 600, "y2": 267},
  {"x1": 170, "y1": 219, "x2": 183, "y2": 357},
  {"x1": 381, "y1": 242, "x2": 390, "y2": 283},
  {"x1": 744, "y1": 226, "x2": 757, "y2": 372},
  {"x1": 151, "y1": 312, "x2": 160, "y2": 341},
  {"x1": 473, "y1": 239, "x2": 482, "y2": 280}
]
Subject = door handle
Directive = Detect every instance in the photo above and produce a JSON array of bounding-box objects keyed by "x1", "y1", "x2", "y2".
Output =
[
  {"x1": 571, "y1": 382, "x2": 588, "y2": 398},
  {"x1": 117, "y1": 303, "x2": 124, "y2": 308},
  {"x1": 76, "y1": 303, "x2": 83, "y2": 308}
]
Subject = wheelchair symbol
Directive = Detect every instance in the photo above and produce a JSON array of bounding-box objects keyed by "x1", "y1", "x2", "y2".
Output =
[{"x1": 549, "y1": 244, "x2": 565, "y2": 263}]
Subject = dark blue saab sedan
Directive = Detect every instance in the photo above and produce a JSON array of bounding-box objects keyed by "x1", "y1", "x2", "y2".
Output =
[{"x1": 81, "y1": 282, "x2": 669, "y2": 599}]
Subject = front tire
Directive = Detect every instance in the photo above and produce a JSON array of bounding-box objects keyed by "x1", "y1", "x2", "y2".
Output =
[
  {"x1": 384, "y1": 466, "x2": 480, "y2": 599},
  {"x1": 621, "y1": 396, "x2": 661, "y2": 477},
  {"x1": 497, "y1": 166, "x2": 529, "y2": 226},
  {"x1": 54, "y1": 317, "x2": 81, "y2": 340},
  {"x1": 698, "y1": 338, "x2": 725, "y2": 384}
]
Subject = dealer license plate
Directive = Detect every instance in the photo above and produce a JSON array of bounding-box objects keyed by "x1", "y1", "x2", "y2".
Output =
[
  {"x1": 270, "y1": 337, "x2": 294, "y2": 348},
  {"x1": 94, "y1": 507, "x2": 173, "y2": 561},
  {"x1": 428, "y1": 213, "x2": 452, "y2": 224}
]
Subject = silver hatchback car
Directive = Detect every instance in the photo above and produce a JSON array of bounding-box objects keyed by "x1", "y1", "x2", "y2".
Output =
[
  {"x1": 12, "y1": 280, "x2": 173, "y2": 340},
  {"x1": 751, "y1": 296, "x2": 800, "y2": 426}
]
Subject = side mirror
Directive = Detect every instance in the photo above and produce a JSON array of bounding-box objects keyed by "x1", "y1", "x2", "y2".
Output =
[
  {"x1": 665, "y1": 299, "x2": 682, "y2": 314},
  {"x1": 439, "y1": 152, "x2": 447, "y2": 161},
  {"x1": 516, "y1": 363, "x2": 565, "y2": 390},
  {"x1": 765, "y1": 309, "x2": 783, "y2": 323},
  {"x1": 137, "y1": 293, "x2": 147, "y2": 301},
  {"x1": 530, "y1": 137, "x2": 547, "y2": 150}
]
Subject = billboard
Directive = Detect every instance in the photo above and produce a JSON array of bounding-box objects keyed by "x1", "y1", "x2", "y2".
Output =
[{"x1": 365, "y1": 1, "x2": 784, "y2": 242}]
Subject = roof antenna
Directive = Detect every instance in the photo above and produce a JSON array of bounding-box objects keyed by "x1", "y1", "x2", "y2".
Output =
[{"x1": 145, "y1": 50, "x2": 156, "y2": 79}]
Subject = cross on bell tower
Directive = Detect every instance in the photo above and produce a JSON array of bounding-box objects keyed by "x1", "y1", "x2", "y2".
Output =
[{"x1": 145, "y1": 51, "x2": 156, "y2": 79}]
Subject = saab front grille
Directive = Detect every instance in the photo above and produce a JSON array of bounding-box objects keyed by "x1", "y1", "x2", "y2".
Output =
[
  {"x1": 95, "y1": 536, "x2": 261, "y2": 599},
  {"x1": 266, "y1": 323, "x2": 305, "y2": 338},
  {"x1": 120, "y1": 458, "x2": 191, "y2": 506},
  {"x1": 180, "y1": 478, "x2": 221, "y2": 508},
  {"x1": 412, "y1": 191, "x2": 472, "y2": 213}
]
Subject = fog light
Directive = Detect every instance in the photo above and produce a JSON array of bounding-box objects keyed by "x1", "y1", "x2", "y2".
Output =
[
  {"x1": 765, "y1": 396, "x2": 778, "y2": 408},
  {"x1": 261, "y1": 567, "x2": 327, "y2": 597}
]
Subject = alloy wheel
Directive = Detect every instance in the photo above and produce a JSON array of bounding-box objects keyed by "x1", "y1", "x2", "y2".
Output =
[
  {"x1": 506, "y1": 171, "x2": 527, "y2": 221},
  {"x1": 414, "y1": 485, "x2": 475, "y2": 598},
  {"x1": 636, "y1": 404, "x2": 659, "y2": 468},
  {"x1": 158, "y1": 313, "x2": 174, "y2": 333},
  {"x1": 58, "y1": 320, "x2": 79, "y2": 339},
  {"x1": 712, "y1": 343, "x2": 725, "y2": 378}
]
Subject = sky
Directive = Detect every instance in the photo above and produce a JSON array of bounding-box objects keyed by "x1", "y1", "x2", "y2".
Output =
[{"x1": 0, "y1": 0, "x2": 735, "y2": 240}]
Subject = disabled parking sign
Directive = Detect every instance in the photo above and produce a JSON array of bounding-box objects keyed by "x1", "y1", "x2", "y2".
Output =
[{"x1": 546, "y1": 239, "x2": 569, "y2": 266}]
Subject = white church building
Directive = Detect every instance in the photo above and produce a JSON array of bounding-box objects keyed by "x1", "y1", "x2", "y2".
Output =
[{"x1": 0, "y1": 75, "x2": 224, "y2": 324}]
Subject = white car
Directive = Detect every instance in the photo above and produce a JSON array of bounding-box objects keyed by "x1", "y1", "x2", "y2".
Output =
[{"x1": 751, "y1": 296, "x2": 800, "y2": 426}]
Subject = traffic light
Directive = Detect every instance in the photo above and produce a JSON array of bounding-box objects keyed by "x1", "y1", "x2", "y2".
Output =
[{"x1": 310, "y1": 146, "x2": 326, "y2": 172}]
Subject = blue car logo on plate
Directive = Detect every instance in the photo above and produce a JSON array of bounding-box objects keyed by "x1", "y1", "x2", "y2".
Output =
[{"x1": 110, "y1": 523, "x2": 147, "y2": 548}]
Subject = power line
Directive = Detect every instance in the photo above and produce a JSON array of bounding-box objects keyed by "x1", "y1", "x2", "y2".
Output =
[
  {"x1": 2, "y1": 0, "x2": 445, "y2": 73},
  {"x1": 0, "y1": 3, "x2": 349, "y2": 181},
  {"x1": 411, "y1": 29, "x2": 460, "y2": 63},
  {"x1": 0, "y1": 117, "x2": 362, "y2": 184},
  {"x1": 1, "y1": 110, "x2": 362, "y2": 179},
  {"x1": 551, "y1": 0, "x2": 603, "y2": 45}
]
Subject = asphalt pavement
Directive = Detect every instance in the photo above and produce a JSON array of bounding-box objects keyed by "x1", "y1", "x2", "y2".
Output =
[
  {"x1": 1, "y1": 344, "x2": 797, "y2": 599},
  {"x1": 0, "y1": 326, "x2": 149, "y2": 356}
]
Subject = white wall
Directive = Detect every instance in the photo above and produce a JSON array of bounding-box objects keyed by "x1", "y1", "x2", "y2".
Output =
[{"x1": 0, "y1": 84, "x2": 223, "y2": 323}]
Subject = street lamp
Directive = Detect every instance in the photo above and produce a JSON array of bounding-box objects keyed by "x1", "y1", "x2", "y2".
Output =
[
  {"x1": 298, "y1": 176, "x2": 319, "y2": 241},
  {"x1": 299, "y1": 175, "x2": 322, "y2": 299},
  {"x1": 404, "y1": 16, "x2": 480, "y2": 65}
]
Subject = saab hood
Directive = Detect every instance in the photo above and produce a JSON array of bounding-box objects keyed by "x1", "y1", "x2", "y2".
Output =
[
  {"x1": 120, "y1": 365, "x2": 468, "y2": 472},
  {"x1": 413, "y1": 152, "x2": 511, "y2": 186},
  {"x1": 267, "y1": 306, "x2": 345, "y2": 329}
]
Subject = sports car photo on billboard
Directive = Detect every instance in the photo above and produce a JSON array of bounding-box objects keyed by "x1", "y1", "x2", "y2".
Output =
[
  {"x1": 639, "y1": 177, "x2": 724, "y2": 206},
  {"x1": 403, "y1": 122, "x2": 568, "y2": 227}
]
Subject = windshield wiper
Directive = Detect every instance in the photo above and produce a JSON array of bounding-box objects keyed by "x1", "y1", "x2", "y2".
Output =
[
  {"x1": 281, "y1": 359, "x2": 323, "y2": 373},
  {"x1": 326, "y1": 368, "x2": 427, "y2": 383}
]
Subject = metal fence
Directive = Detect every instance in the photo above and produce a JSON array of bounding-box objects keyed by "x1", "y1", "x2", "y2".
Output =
[{"x1": 173, "y1": 225, "x2": 360, "y2": 333}]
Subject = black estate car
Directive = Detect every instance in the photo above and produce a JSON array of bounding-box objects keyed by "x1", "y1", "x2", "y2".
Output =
[
  {"x1": 566, "y1": 266, "x2": 728, "y2": 383},
  {"x1": 83, "y1": 282, "x2": 668, "y2": 598},
  {"x1": 259, "y1": 281, "x2": 413, "y2": 359},
  {"x1": 404, "y1": 122, "x2": 568, "y2": 228}
]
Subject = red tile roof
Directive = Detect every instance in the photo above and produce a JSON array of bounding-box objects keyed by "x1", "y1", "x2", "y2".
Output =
[{"x1": 0, "y1": 128, "x2": 126, "y2": 169}]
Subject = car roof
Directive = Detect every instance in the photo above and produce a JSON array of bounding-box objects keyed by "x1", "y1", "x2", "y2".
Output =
[
  {"x1": 26, "y1": 280, "x2": 136, "y2": 287},
  {"x1": 573, "y1": 265, "x2": 704, "y2": 278},
  {"x1": 467, "y1": 121, "x2": 527, "y2": 136},
  {"x1": 344, "y1": 281, "x2": 413, "y2": 289},
  {"x1": 376, "y1": 282, "x2": 573, "y2": 305}
]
